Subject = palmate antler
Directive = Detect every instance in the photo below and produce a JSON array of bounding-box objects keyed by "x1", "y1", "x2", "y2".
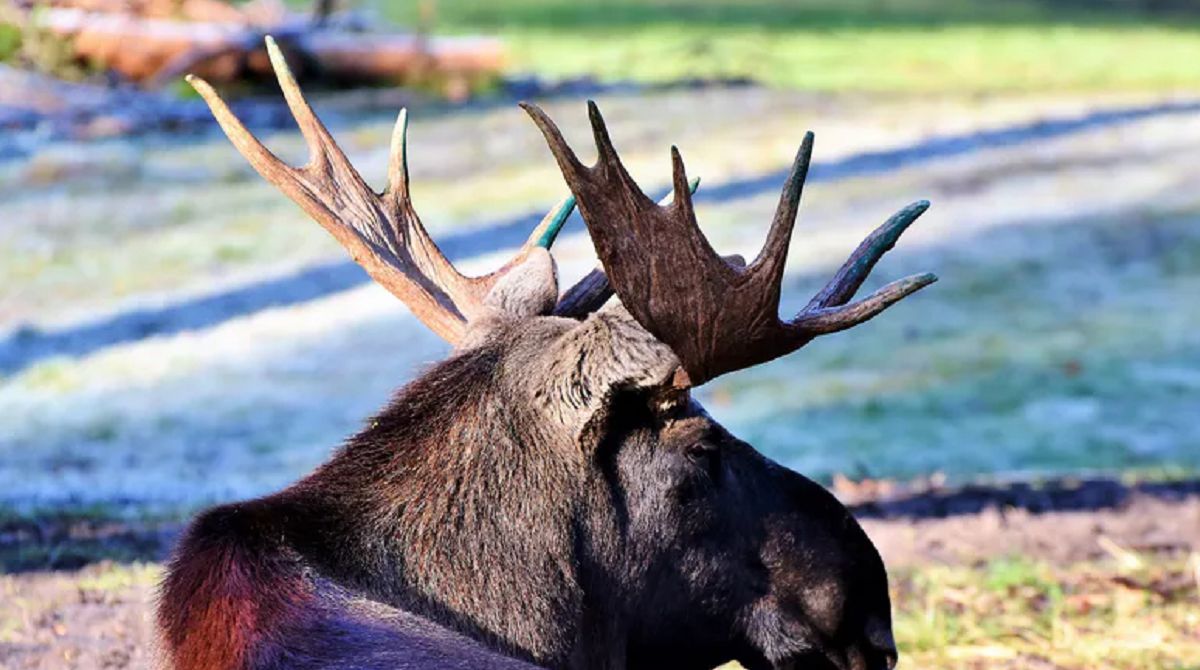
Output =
[
  {"x1": 524, "y1": 101, "x2": 936, "y2": 387},
  {"x1": 187, "y1": 37, "x2": 585, "y2": 344}
]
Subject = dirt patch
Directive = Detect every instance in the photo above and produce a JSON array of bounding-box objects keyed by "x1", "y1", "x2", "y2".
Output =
[{"x1": 0, "y1": 562, "x2": 159, "y2": 670}]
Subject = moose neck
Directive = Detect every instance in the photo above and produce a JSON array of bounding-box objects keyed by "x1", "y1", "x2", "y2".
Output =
[{"x1": 283, "y1": 346, "x2": 625, "y2": 668}]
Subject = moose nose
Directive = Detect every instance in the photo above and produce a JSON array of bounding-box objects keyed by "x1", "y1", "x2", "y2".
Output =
[
  {"x1": 862, "y1": 616, "x2": 897, "y2": 670},
  {"x1": 853, "y1": 645, "x2": 897, "y2": 670},
  {"x1": 848, "y1": 644, "x2": 897, "y2": 670},
  {"x1": 877, "y1": 646, "x2": 898, "y2": 670}
]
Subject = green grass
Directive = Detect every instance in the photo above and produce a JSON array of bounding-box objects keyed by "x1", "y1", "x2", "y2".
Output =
[{"x1": 372, "y1": 0, "x2": 1200, "y2": 94}]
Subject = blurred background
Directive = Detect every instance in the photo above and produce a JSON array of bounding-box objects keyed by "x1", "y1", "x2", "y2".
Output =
[{"x1": 1, "y1": 1, "x2": 1199, "y2": 668}]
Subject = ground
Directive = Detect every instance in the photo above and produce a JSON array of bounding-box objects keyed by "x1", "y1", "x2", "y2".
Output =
[{"x1": 1, "y1": 484, "x2": 1197, "y2": 669}]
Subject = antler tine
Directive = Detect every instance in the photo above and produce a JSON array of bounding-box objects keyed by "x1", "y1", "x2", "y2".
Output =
[
  {"x1": 791, "y1": 273, "x2": 936, "y2": 335},
  {"x1": 669, "y1": 147, "x2": 697, "y2": 223},
  {"x1": 386, "y1": 107, "x2": 412, "y2": 200},
  {"x1": 268, "y1": 39, "x2": 470, "y2": 300},
  {"x1": 520, "y1": 102, "x2": 588, "y2": 180},
  {"x1": 586, "y1": 101, "x2": 656, "y2": 211},
  {"x1": 523, "y1": 100, "x2": 737, "y2": 267},
  {"x1": 805, "y1": 200, "x2": 930, "y2": 310},
  {"x1": 782, "y1": 200, "x2": 935, "y2": 334},
  {"x1": 186, "y1": 74, "x2": 290, "y2": 184},
  {"x1": 751, "y1": 133, "x2": 814, "y2": 289},
  {"x1": 526, "y1": 194, "x2": 577, "y2": 250},
  {"x1": 377, "y1": 107, "x2": 480, "y2": 303},
  {"x1": 265, "y1": 37, "x2": 339, "y2": 172}
]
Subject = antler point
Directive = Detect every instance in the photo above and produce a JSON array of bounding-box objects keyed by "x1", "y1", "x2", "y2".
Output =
[{"x1": 264, "y1": 35, "x2": 299, "y2": 96}]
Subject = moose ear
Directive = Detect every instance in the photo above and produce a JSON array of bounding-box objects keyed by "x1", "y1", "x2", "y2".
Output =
[
  {"x1": 457, "y1": 249, "x2": 560, "y2": 351},
  {"x1": 484, "y1": 247, "x2": 560, "y2": 317},
  {"x1": 536, "y1": 303, "x2": 682, "y2": 447}
]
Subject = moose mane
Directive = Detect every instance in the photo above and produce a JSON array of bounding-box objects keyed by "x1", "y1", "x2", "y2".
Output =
[{"x1": 280, "y1": 338, "x2": 591, "y2": 665}]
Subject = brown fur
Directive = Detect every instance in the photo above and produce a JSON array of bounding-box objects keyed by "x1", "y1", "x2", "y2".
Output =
[{"x1": 158, "y1": 308, "x2": 898, "y2": 669}]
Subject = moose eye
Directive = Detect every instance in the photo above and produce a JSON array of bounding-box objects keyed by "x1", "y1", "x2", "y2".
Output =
[{"x1": 684, "y1": 442, "x2": 721, "y2": 479}]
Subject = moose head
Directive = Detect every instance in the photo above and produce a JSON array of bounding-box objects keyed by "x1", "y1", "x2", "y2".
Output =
[{"x1": 159, "y1": 38, "x2": 934, "y2": 670}]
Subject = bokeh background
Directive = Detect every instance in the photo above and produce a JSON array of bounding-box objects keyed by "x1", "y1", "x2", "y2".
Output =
[{"x1": 2, "y1": 1, "x2": 1199, "y2": 668}]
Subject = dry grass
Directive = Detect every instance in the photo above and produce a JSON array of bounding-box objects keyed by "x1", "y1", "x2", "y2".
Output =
[
  {"x1": 891, "y1": 551, "x2": 1200, "y2": 670},
  {"x1": 3, "y1": 551, "x2": 1196, "y2": 669}
]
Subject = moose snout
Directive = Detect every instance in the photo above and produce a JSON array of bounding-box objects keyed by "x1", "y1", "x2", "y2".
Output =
[
  {"x1": 854, "y1": 615, "x2": 898, "y2": 670},
  {"x1": 822, "y1": 640, "x2": 895, "y2": 670},
  {"x1": 849, "y1": 643, "x2": 898, "y2": 670}
]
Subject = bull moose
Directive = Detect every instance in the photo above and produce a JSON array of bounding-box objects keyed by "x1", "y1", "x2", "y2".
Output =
[{"x1": 158, "y1": 38, "x2": 935, "y2": 670}]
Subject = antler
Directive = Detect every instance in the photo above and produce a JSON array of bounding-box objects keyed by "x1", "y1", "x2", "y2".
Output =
[
  {"x1": 187, "y1": 37, "x2": 575, "y2": 344},
  {"x1": 553, "y1": 176, "x2": 699, "y2": 318},
  {"x1": 523, "y1": 101, "x2": 936, "y2": 386}
]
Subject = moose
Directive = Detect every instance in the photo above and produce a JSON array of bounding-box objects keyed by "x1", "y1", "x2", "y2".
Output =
[{"x1": 158, "y1": 38, "x2": 935, "y2": 670}]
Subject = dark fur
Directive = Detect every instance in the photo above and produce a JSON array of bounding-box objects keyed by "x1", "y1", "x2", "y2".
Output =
[{"x1": 158, "y1": 310, "x2": 897, "y2": 670}]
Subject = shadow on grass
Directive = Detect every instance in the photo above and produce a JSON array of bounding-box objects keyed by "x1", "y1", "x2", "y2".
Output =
[{"x1": 851, "y1": 477, "x2": 1200, "y2": 520}]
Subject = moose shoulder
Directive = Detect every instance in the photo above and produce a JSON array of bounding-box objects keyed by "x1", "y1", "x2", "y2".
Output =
[{"x1": 158, "y1": 38, "x2": 934, "y2": 670}]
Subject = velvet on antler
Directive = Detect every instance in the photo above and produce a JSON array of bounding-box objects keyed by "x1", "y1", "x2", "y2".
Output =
[{"x1": 523, "y1": 101, "x2": 936, "y2": 386}]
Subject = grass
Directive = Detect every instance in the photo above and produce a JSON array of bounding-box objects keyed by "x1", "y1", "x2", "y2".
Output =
[
  {"x1": 373, "y1": 0, "x2": 1200, "y2": 94},
  {"x1": 71, "y1": 561, "x2": 160, "y2": 594},
  {"x1": 6, "y1": 87, "x2": 1200, "y2": 504},
  {"x1": 0, "y1": 5, "x2": 92, "y2": 81},
  {"x1": 891, "y1": 553, "x2": 1200, "y2": 669},
  {"x1": 3, "y1": 553, "x2": 1195, "y2": 669}
]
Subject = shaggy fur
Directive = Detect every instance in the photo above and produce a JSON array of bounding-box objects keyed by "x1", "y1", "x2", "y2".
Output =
[{"x1": 158, "y1": 308, "x2": 897, "y2": 670}]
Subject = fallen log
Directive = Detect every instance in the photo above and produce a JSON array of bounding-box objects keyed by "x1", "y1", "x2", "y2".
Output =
[
  {"x1": 297, "y1": 32, "x2": 505, "y2": 82},
  {"x1": 15, "y1": 0, "x2": 285, "y2": 24},
  {"x1": 28, "y1": 6, "x2": 505, "y2": 87}
]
